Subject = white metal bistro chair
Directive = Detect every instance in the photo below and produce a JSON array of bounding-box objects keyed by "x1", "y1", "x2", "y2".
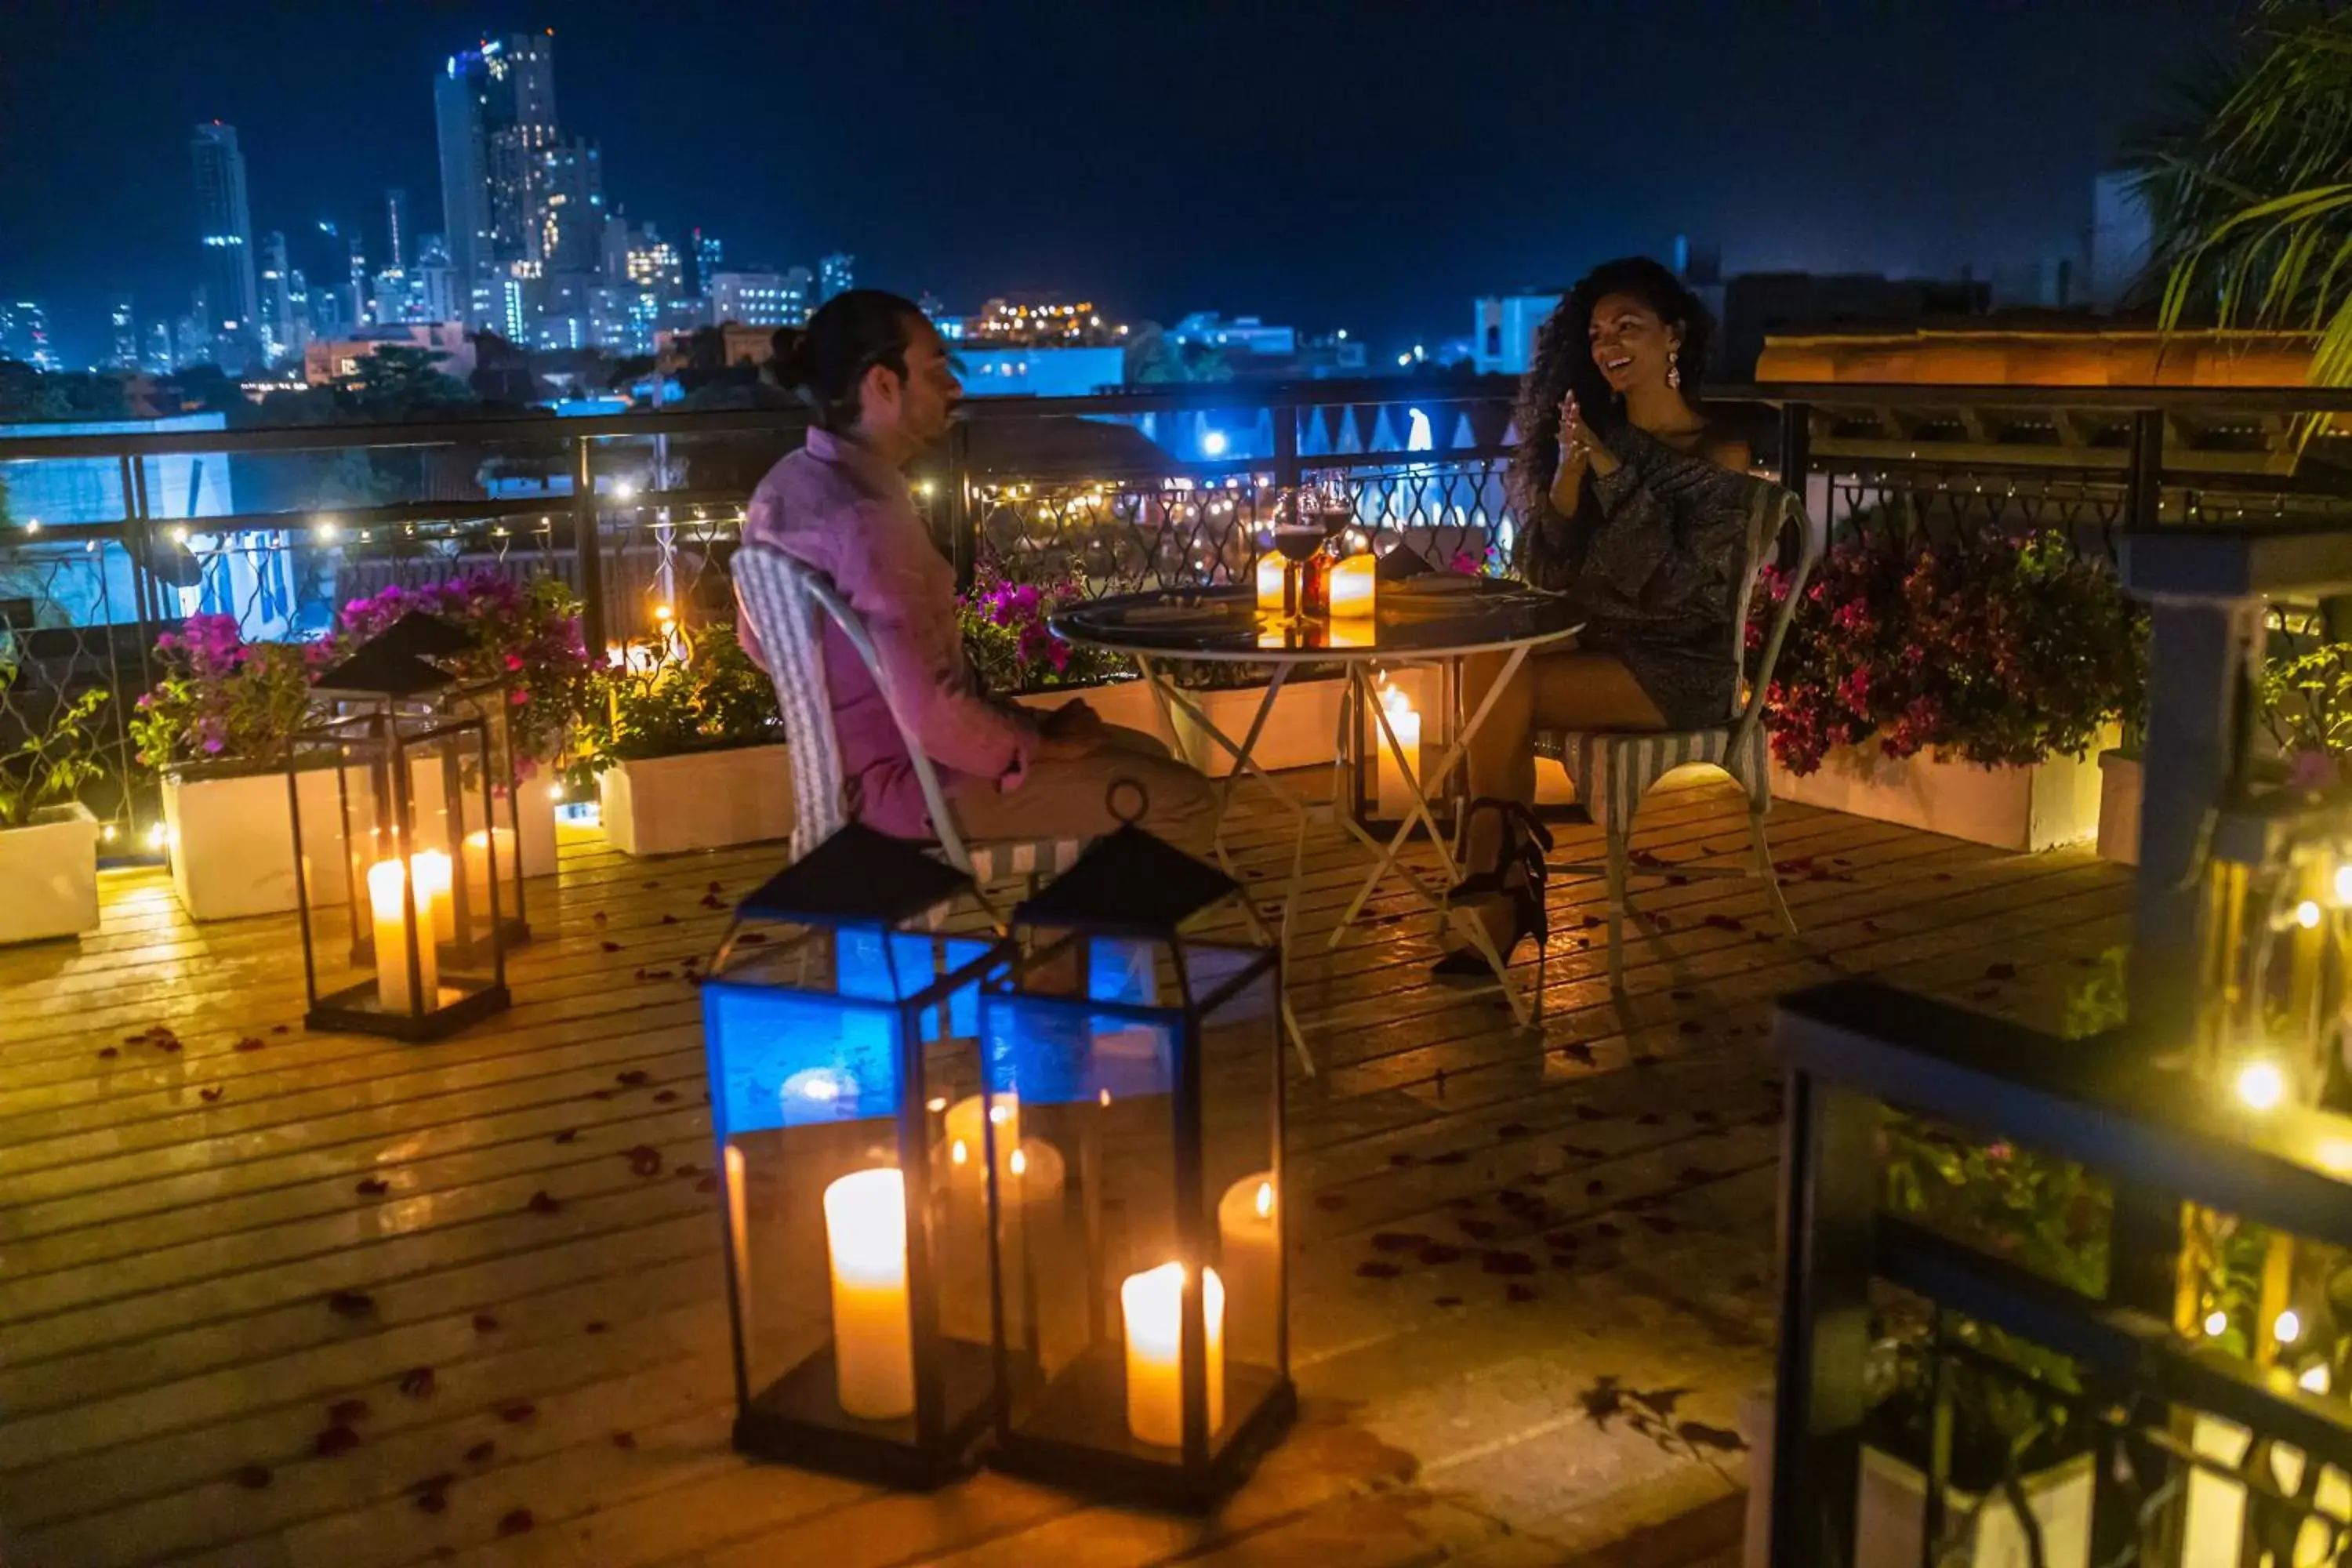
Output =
[
  {"x1": 1534, "y1": 482, "x2": 1826, "y2": 989},
  {"x1": 731, "y1": 543, "x2": 1082, "y2": 906}
]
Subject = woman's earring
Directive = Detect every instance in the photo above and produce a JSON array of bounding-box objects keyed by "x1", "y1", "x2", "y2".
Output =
[{"x1": 1667, "y1": 352, "x2": 1682, "y2": 390}]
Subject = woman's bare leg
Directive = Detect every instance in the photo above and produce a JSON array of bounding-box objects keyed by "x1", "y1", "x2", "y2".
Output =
[{"x1": 1445, "y1": 647, "x2": 1667, "y2": 953}]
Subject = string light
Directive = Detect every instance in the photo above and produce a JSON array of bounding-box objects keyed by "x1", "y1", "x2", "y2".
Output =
[
  {"x1": 2205, "y1": 1309, "x2": 2229, "y2": 1338},
  {"x1": 2297, "y1": 899, "x2": 2323, "y2": 930},
  {"x1": 2237, "y1": 1061, "x2": 2287, "y2": 1112},
  {"x1": 2277, "y1": 1309, "x2": 2303, "y2": 1345}
]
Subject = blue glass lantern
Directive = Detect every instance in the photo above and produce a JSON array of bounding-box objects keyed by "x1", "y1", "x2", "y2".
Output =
[
  {"x1": 292, "y1": 638, "x2": 511, "y2": 1041},
  {"x1": 702, "y1": 822, "x2": 1001, "y2": 1486},
  {"x1": 980, "y1": 821, "x2": 1294, "y2": 1508}
]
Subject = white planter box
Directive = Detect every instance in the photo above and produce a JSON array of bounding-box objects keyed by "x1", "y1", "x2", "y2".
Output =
[
  {"x1": 597, "y1": 744, "x2": 794, "y2": 857},
  {"x1": 1768, "y1": 729, "x2": 2115, "y2": 852},
  {"x1": 1012, "y1": 680, "x2": 1175, "y2": 750},
  {"x1": 0, "y1": 804, "x2": 101, "y2": 946},
  {"x1": 2095, "y1": 750, "x2": 2140, "y2": 866},
  {"x1": 1740, "y1": 1389, "x2": 2092, "y2": 1568},
  {"x1": 1171, "y1": 679, "x2": 1347, "y2": 779},
  {"x1": 164, "y1": 766, "x2": 351, "y2": 922}
]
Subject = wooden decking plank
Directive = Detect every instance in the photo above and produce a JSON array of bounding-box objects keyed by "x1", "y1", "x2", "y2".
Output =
[{"x1": 0, "y1": 779, "x2": 2132, "y2": 1568}]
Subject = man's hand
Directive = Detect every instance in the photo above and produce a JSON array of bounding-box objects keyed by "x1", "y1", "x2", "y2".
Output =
[{"x1": 1036, "y1": 698, "x2": 1104, "y2": 759}]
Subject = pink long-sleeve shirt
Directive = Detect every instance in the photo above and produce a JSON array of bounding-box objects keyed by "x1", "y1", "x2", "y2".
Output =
[{"x1": 738, "y1": 428, "x2": 1036, "y2": 839}]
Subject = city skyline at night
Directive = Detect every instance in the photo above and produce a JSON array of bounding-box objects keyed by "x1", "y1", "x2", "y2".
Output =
[{"x1": 2, "y1": 1, "x2": 2249, "y2": 369}]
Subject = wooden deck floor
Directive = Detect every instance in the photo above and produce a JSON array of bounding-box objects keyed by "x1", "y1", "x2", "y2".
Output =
[{"x1": 0, "y1": 775, "x2": 2132, "y2": 1568}]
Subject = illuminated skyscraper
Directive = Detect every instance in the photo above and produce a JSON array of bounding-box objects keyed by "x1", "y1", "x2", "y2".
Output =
[
  {"x1": 191, "y1": 122, "x2": 260, "y2": 354},
  {"x1": 819, "y1": 252, "x2": 855, "y2": 303},
  {"x1": 434, "y1": 31, "x2": 559, "y2": 323},
  {"x1": 258, "y1": 232, "x2": 295, "y2": 361},
  {"x1": 3, "y1": 299, "x2": 57, "y2": 371},
  {"x1": 385, "y1": 188, "x2": 408, "y2": 269},
  {"x1": 108, "y1": 296, "x2": 139, "y2": 369},
  {"x1": 536, "y1": 140, "x2": 604, "y2": 275}
]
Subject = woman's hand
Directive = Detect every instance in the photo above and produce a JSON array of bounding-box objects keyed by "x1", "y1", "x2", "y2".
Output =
[{"x1": 1560, "y1": 393, "x2": 1620, "y2": 477}]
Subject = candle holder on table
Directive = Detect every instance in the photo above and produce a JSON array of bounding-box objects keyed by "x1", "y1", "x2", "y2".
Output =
[
  {"x1": 701, "y1": 822, "x2": 1000, "y2": 1486},
  {"x1": 978, "y1": 798, "x2": 1294, "y2": 1508},
  {"x1": 291, "y1": 637, "x2": 512, "y2": 1041}
]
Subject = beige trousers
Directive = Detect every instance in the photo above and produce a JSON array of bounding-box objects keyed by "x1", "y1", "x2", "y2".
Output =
[{"x1": 948, "y1": 725, "x2": 1218, "y2": 855}]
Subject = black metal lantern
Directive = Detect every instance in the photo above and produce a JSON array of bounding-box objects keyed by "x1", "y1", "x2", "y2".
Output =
[
  {"x1": 368, "y1": 610, "x2": 532, "y2": 946},
  {"x1": 291, "y1": 638, "x2": 513, "y2": 1040},
  {"x1": 979, "y1": 818, "x2": 1294, "y2": 1507},
  {"x1": 702, "y1": 823, "x2": 1004, "y2": 1486}
]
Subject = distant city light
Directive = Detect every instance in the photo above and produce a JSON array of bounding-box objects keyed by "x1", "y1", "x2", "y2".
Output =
[
  {"x1": 1336, "y1": 328, "x2": 1348, "y2": 340},
  {"x1": 612, "y1": 480, "x2": 637, "y2": 501},
  {"x1": 2237, "y1": 1061, "x2": 2287, "y2": 1112},
  {"x1": 1200, "y1": 429, "x2": 1229, "y2": 458}
]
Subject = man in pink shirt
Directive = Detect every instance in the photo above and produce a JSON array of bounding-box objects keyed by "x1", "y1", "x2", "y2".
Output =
[{"x1": 739, "y1": 290, "x2": 1214, "y2": 851}]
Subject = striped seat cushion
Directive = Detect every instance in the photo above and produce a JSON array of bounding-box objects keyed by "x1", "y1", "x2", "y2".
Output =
[{"x1": 1540, "y1": 724, "x2": 1769, "y2": 837}]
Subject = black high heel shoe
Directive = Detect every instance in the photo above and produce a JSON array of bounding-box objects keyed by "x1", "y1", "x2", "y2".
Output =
[{"x1": 1432, "y1": 799, "x2": 1552, "y2": 979}]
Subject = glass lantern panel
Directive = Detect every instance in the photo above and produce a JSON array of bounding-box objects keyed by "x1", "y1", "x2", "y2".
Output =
[
  {"x1": 1189, "y1": 942, "x2": 1285, "y2": 1410},
  {"x1": 983, "y1": 936, "x2": 1215, "y2": 1462},
  {"x1": 296, "y1": 707, "x2": 502, "y2": 1027},
  {"x1": 703, "y1": 924, "x2": 993, "y2": 1450}
]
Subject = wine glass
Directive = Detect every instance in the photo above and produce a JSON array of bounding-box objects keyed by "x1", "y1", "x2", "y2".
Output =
[
  {"x1": 1269, "y1": 492, "x2": 1325, "y2": 622},
  {"x1": 1308, "y1": 477, "x2": 1355, "y2": 548}
]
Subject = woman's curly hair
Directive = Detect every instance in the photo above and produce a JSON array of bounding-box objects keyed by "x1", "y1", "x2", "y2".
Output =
[{"x1": 1508, "y1": 257, "x2": 1713, "y2": 586}]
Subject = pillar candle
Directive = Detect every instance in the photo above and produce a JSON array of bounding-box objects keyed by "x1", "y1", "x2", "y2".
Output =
[
  {"x1": 368, "y1": 856, "x2": 441, "y2": 1014},
  {"x1": 944, "y1": 1092, "x2": 1019, "y2": 1198},
  {"x1": 1327, "y1": 555, "x2": 1376, "y2": 617},
  {"x1": 822, "y1": 1167, "x2": 915, "y2": 1421},
  {"x1": 1374, "y1": 681, "x2": 1422, "y2": 819},
  {"x1": 412, "y1": 848, "x2": 455, "y2": 944},
  {"x1": 1218, "y1": 1174, "x2": 1279, "y2": 1367},
  {"x1": 1121, "y1": 1262, "x2": 1225, "y2": 1447},
  {"x1": 1254, "y1": 554, "x2": 1286, "y2": 611},
  {"x1": 1007, "y1": 1136, "x2": 1067, "y2": 1206},
  {"x1": 461, "y1": 826, "x2": 515, "y2": 927}
]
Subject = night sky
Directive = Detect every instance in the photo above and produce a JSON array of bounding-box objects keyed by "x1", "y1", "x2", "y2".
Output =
[{"x1": 2, "y1": 0, "x2": 2250, "y2": 367}]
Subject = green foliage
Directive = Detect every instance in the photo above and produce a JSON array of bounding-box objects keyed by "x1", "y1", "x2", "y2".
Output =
[
  {"x1": 2132, "y1": 1, "x2": 2352, "y2": 384},
  {"x1": 0, "y1": 362, "x2": 136, "y2": 423},
  {"x1": 2262, "y1": 633, "x2": 2352, "y2": 764},
  {"x1": 0, "y1": 648, "x2": 107, "y2": 829},
  {"x1": 575, "y1": 622, "x2": 780, "y2": 773}
]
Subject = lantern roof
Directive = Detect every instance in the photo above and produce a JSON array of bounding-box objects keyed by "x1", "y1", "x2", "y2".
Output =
[
  {"x1": 738, "y1": 822, "x2": 973, "y2": 927},
  {"x1": 1012, "y1": 822, "x2": 1238, "y2": 938},
  {"x1": 368, "y1": 610, "x2": 478, "y2": 661},
  {"x1": 310, "y1": 640, "x2": 458, "y2": 699}
]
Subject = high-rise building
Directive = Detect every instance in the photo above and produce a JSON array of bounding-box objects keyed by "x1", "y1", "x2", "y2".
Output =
[
  {"x1": 258, "y1": 232, "x2": 295, "y2": 361},
  {"x1": 146, "y1": 320, "x2": 176, "y2": 376},
  {"x1": 191, "y1": 122, "x2": 260, "y2": 355},
  {"x1": 536, "y1": 140, "x2": 604, "y2": 275},
  {"x1": 108, "y1": 296, "x2": 138, "y2": 368},
  {"x1": 433, "y1": 31, "x2": 558, "y2": 324},
  {"x1": 688, "y1": 229, "x2": 722, "y2": 296},
  {"x1": 2, "y1": 299, "x2": 57, "y2": 370},
  {"x1": 385, "y1": 187, "x2": 408, "y2": 270},
  {"x1": 711, "y1": 269, "x2": 809, "y2": 328},
  {"x1": 819, "y1": 252, "x2": 855, "y2": 303},
  {"x1": 413, "y1": 235, "x2": 458, "y2": 323},
  {"x1": 346, "y1": 237, "x2": 369, "y2": 335}
]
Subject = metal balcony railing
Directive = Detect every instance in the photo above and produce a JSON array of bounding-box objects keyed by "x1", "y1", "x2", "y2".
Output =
[{"x1": 7, "y1": 377, "x2": 2352, "y2": 844}]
